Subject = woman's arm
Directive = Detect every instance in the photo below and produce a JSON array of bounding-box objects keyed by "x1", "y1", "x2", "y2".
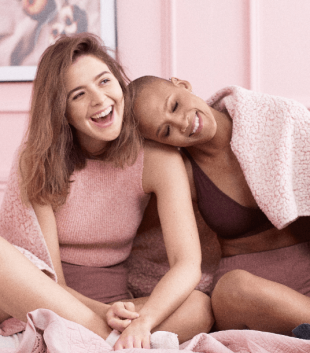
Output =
[
  {"x1": 114, "y1": 141, "x2": 202, "y2": 349},
  {"x1": 32, "y1": 202, "x2": 110, "y2": 315},
  {"x1": 32, "y1": 203, "x2": 137, "y2": 332},
  {"x1": 0, "y1": 236, "x2": 110, "y2": 338}
]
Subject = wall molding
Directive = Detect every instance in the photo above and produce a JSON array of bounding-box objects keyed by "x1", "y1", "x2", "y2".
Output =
[
  {"x1": 249, "y1": 0, "x2": 260, "y2": 91},
  {"x1": 0, "y1": 109, "x2": 29, "y2": 114},
  {"x1": 169, "y1": 0, "x2": 176, "y2": 78},
  {"x1": 161, "y1": 0, "x2": 176, "y2": 78}
]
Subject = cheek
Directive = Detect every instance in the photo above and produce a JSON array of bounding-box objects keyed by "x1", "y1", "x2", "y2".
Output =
[
  {"x1": 65, "y1": 113, "x2": 76, "y2": 128},
  {"x1": 111, "y1": 82, "x2": 124, "y2": 101},
  {"x1": 117, "y1": 90, "x2": 124, "y2": 105},
  {"x1": 116, "y1": 97, "x2": 125, "y2": 121},
  {"x1": 65, "y1": 106, "x2": 73, "y2": 123},
  {"x1": 120, "y1": 96, "x2": 125, "y2": 110},
  {"x1": 134, "y1": 108, "x2": 159, "y2": 139},
  {"x1": 138, "y1": 124, "x2": 151, "y2": 139},
  {"x1": 67, "y1": 99, "x2": 87, "y2": 116},
  {"x1": 141, "y1": 126, "x2": 159, "y2": 142},
  {"x1": 67, "y1": 105, "x2": 78, "y2": 119},
  {"x1": 65, "y1": 103, "x2": 82, "y2": 126}
]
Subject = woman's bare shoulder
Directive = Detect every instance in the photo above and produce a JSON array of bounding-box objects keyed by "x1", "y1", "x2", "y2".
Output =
[
  {"x1": 143, "y1": 139, "x2": 180, "y2": 158},
  {"x1": 142, "y1": 140, "x2": 187, "y2": 194}
]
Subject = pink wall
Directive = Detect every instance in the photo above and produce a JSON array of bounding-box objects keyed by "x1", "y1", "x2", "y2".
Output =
[
  {"x1": 0, "y1": 83, "x2": 31, "y2": 203},
  {"x1": 259, "y1": 0, "x2": 310, "y2": 105},
  {"x1": 117, "y1": 0, "x2": 310, "y2": 102},
  {"x1": 1, "y1": 0, "x2": 310, "y2": 204},
  {"x1": 117, "y1": 0, "x2": 251, "y2": 97}
]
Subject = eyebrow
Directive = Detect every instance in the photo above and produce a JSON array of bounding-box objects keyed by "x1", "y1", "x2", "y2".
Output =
[
  {"x1": 67, "y1": 70, "x2": 110, "y2": 99},
  {"x1": 156, "y1": 95, "x2": 170, "y2": 137}
]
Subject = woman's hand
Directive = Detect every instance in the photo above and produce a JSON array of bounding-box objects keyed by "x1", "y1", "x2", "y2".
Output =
[
  {"x1": 114, "y1": 318, "x2": 151, "y2": 350},
  {"x1": 106, "y1": 301, "x2": 139, "y2": 332}
]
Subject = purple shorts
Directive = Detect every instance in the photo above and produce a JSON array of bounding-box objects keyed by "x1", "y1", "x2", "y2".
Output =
[
  {"x1": 212, "y1": 241, "x2": 310, "y2": 296},
  {"x1": 62, "y1": 261, "x2": 132, "y2": 303}
]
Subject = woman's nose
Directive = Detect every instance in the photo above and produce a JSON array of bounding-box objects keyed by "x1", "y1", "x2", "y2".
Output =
[
  {"x1": 90, "y1": 89, "x2": 106, "y2": 106},
  {"x1": 181, "y1": 125, "x2": 187, "y2": 133},
  {"x1": 180, "y1": 116, "x2": 190, "y2": 133}
]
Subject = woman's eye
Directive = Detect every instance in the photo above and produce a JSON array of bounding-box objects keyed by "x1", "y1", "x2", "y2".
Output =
[
  {"x1": 73, "y1": 92, "x2": 84, "y2": 100},
  {"x1": 164, "y1": 126, "x2": 170, "y2": 137},
  {"x1": 100, "y1": 78, "x2": 110, "y2": 85},
  {"x1": 172, "y1": 102, "x2": 178, "y2": 112}
]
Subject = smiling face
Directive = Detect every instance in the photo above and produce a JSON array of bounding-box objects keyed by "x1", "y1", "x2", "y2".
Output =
[
  {"x1": 134, "y1": 78, "x2": 217, "y2": 147},
  {"x1": 65, "y1": 54, "x2": 124, "y2": 154}
]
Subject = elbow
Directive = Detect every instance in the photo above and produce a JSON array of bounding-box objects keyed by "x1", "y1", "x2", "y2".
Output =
[
  {"x1": 188, "y1": 253, "x2": 202, "y2": 277},
  {"x1": 193, "y1": 263, "x2": 202, "y2": 287},
  {"x1": 189, "y1": 254, "x2": 203, "y2": 285},
  {"x1": 182, "y1": 258, "x2": 202, "y2": 287},
  {"x1": 170, "y1": 251, "x2": 202, "y2": 287}
]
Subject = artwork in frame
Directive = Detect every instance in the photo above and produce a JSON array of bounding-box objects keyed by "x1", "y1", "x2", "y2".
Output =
[{"x1": 0, "y1": 0, "x2": 116, "y2": 82}]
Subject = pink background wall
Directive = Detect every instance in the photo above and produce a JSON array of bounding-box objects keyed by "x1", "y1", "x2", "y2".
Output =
[{"x1": 0, "y1": 0, "x2": 309, "y2": 205}]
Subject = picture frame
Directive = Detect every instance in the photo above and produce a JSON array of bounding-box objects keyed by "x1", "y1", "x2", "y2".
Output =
[{"x1": 0, "y1": 0, "x2": 117, "y2": 82}]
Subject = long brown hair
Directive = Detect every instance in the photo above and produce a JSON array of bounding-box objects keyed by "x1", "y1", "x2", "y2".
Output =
[{"x1": 20, "y1": 33, "x2": 142, "y2": 208}]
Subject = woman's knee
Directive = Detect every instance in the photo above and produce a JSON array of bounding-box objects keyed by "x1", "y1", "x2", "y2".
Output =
[
  {"x1": 186, "y1": 290, "x2": 214, "y2": 332},
  {"x1": 211, "y1": 269, "x2": 258, "y2": 308}
]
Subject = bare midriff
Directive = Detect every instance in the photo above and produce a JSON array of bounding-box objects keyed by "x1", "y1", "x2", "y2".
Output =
[
  {"x1": 219, "y1": 217, "x2": 310, "y2": 257},
  {"x1": 138, "y1": 191, "x2": 310, "y2": 261}
]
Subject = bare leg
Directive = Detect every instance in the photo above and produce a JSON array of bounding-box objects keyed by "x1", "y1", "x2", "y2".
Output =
[
  {"x1": 0, "y1": 237, "x2": 111, "y2": 339},
  {"x1": 211, "y1": 269, "x2": 310, "y2": 335},
  {"x1": 127, "y1": 290, "x2": 214, "y2": 343}
]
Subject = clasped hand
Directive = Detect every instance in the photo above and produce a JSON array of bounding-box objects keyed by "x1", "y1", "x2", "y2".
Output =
[{"x1": 106, "y1": 301, "x2": 151, "y2": 349}]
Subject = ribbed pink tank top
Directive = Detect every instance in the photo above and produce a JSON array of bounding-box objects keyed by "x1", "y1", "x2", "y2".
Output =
[{"x1": 55, "y1": 149, "x2": 150, "y2": 267}]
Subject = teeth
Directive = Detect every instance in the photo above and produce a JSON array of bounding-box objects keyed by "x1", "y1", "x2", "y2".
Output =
[
  {"x1": 92, "y1": 106, "x2": 112, "y2": 120},
  {"x1": 191, "y1": 114, "x2": 199, "y2": 134}
]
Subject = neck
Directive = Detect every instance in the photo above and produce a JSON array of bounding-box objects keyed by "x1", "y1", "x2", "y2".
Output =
[{"x1": 77, "y1": 135, "x2": 108, "y2": 157}]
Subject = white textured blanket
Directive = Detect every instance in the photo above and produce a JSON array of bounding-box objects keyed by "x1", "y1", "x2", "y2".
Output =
[{"x1": 207, "y1": 86, "x2": 310, "y2": 229}]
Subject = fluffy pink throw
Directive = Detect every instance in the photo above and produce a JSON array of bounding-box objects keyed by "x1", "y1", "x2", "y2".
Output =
[
  {"x1": 0, "y1": 153, "x2": 56, "y2": 280},
  {"x1": 0, "y1": 308, "x2": 309, "y2": 353},
  {"x1": 208, "y1": 86, "x2": 310, "y2": 229}
]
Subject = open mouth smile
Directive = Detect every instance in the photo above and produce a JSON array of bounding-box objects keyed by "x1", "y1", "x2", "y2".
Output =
[
  {"x1": 189, "y1": 112, "x2": 201, "y2": 136},
  {"x1": 90, "y1": 106, "x2": 114, "y2": 127}
]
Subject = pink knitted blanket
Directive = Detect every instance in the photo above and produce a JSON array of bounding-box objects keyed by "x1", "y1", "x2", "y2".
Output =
[
  {"x1": 0, "y1": 152, "x2": 56, "y2": 280},
  {"x1": 207, "y1": 86, "x2": 310, "y2": 229},
  {"x1": 1, "y1": 308, "x2": 309, "y2": 353}
]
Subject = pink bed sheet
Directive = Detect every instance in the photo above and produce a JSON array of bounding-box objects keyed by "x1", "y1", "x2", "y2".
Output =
[{"x1": 0, "y1": 308, "x2": 309, "y2": 353}]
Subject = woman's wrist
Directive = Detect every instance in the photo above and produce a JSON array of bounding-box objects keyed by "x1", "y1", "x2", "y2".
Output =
[
  {"x1": 133, "y1": 312, "x2": 155, "y2": 332},
  {"x1": 60, "y1": 282, "x2": 111, "y2": 320},
  {"x1": 94, "y1": 302, "x2": 111, "y2": 320}
]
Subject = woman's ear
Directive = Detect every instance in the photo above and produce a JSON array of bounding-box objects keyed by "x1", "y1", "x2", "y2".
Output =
[{"x1": 170, "y1": 77, "x2": 192, "y2": 92}]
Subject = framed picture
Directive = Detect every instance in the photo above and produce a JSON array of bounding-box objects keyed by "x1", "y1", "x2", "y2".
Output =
[{"x1": 0, "y1": 0, "x2": 117, "y2": 82}]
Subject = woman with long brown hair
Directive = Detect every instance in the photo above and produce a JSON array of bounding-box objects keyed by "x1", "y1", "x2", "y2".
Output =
[{"x1": 0, "y1": 34, "x2": 213, "y2": 349}]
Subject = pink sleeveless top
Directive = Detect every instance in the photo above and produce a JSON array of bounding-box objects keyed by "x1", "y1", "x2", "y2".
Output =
[{"x1": 55, "y1": 149, "x2": 150, "y2": 267}]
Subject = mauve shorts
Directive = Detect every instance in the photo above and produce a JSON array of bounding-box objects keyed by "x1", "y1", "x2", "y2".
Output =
[
  {"x1": 62, "y1": 261, "x2": 132, "y2": 304},
  {"x1": 211, "y1": 241, "x2": 310, "y2": 296}
]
